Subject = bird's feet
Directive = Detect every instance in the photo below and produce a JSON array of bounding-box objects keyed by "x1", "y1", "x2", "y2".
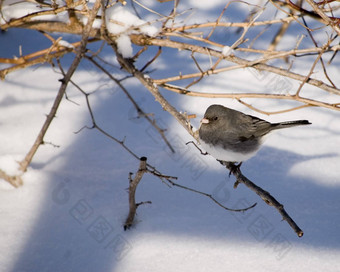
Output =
[{"x1": 218, "y1": 160, "x2": 242, "y2": 177}]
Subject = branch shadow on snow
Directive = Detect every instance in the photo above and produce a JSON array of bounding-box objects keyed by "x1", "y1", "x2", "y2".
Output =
[{"x1": 9, "y1": 84, "x2": 340, "y2": 271}]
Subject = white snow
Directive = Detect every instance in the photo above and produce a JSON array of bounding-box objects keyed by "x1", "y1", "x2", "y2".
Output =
[
  {"x1": 115, "y1": 34, "x2": 133, "y2": 58},
  {"x1": 0, "y1": 154, "x2": 22, "y2": 176},
  {"x1": 0, "y1": 2, "x2": 42, "y2": 24},
  {"x1": 0, "y1": 0, "x2": 69, "y2": 25},
  {"x1": 1, "y1": 2, "x2": 340, "y2": 272},
  {"x1": 105, "y1": 5, "x2": 158, "y2": 36},
  {"x1": 58, "y1": 40, "x2": 75, "y2": 49},
  {"x1": 78, "y1": 16, "x2": 103, "y2": 29},
  {"x1": 222, "y1": 45, "x2": 234, "y2": 56},
  {"x1": 105, "y1": 5, "x2": 159, "y2": 57}
]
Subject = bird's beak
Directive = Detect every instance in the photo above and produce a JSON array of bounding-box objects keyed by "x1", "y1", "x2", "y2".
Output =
[{"x1": 201, "y1": 118, "x2": 209, "y2": 124}]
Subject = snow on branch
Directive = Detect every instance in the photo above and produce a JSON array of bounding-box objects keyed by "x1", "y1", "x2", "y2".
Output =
[{"x1": 1, "y1": 1, "x2": 339, "y2": 113}]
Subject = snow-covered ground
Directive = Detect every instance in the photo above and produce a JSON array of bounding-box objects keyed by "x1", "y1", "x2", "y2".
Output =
[{"x1": 1, "y1": 1, "x2": 340, "y2": 272}]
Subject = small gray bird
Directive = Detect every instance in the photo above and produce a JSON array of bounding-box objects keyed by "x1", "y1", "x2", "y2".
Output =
[{"x1": 199, "y1": 104, "x2": 311, "y2": 163}]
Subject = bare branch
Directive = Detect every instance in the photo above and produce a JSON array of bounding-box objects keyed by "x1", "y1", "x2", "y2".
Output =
[
  {"x1": 236, "y1": 99, "x2": 311, "y2": 116},
  {"x1": 130, "y1": 35, "x2": 340, "y2": 96},
  {"x1": 18, "y1": 0, "x2": 102, "y2": 174},
  {"x1": 124, "y1": 156, "x2": 148, "y2": 230},
  {"x1": 0, "y1": 169, "x2": 22, "y2": 188},
  {"x1": 301, "y1": 16, "x2": 338, "y2": 89},
  {"x1": 221, "y1": 161, "x2": 304, "y2": 237},
  {"x1": 124, "y1": 157, "x2": 256, "y2": 230},
  {"x1": 63, "y1": 68, "x2": 141, "y2": 161},
  {"x1": 164, "y1": 177, "x2": 257, "y2": 213},
  {"x1": 159, "y1": 83, "x2": 340, "y2": 113},
  {"x1": 168, "y1": 16, "x2": 299, "y2": 32},
  {"x1": 85, "y1": 55, "x2": 175, "y2": 153},
  {"x1": 0, "y1": 1, "x2": 338, "y2": 238},
  {"x1": 305, "y1": 0, "x2": 340, "y2": 35},
  {"x1": 106, "y1": 37, "x2": 197, "y2": 139}
]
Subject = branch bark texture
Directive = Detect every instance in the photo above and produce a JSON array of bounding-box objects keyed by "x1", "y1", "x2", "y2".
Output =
[{"x1": 124, "y1": 157, "x2": 148, "y2": 230}]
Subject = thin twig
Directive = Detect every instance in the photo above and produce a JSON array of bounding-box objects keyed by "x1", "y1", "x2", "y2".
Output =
[
  {"x1": 159, "y1": 83, "x2": 340, "y2": 112},
  {"x1": 295, "y1": 51, "x2": 323, "y2": 97},
  {"x1": 169, "y1": 16, "x2": 299, "y2": 32},
  {"x1": 62, "y1": 70, "x2": 141, "y2": 160},
  {"x1": 0, "y1": 0, "x2": 84, "y2": 30},
  {"x1": 221, "y1": 161, "x2": 304, "y2": 237},
  {"x1": 153, "y1": 64, "x2": 247, "y2": 85},
  {"x1": 305, "y1": 0, "x2": 340, "y2": 35},
  {"x1": 301, "y1": 16, "x2": 338, "y2": 89},
  {"x1": 237, "y1": 99, "x2": 312, "y2": 115},
  {"x1": 0, "y1": 38, "x2": 99, "y2": 80},
  {"x1": 205, "y1": 2, "x2": 231, "y2": 40},
  {"x1": 267, "y1": 18, "x2": 291, "y2": 52},
  {"x1": 230, "y1": 6, "x2": 265, "y2": 50},
  {"x1": 185, "y1": 53, "x2": 205, "y2": 89},
  {"x1": 147, "y1": 164, "x2": 255, "y2": 212},
  {"x1": 106, "y1": 37, "x2": 197, "y2": 139},
  {"x1": 0, "y1": 47, "x2": 72, "y2": 80},
  {"x1": 140, "y1": 46, "x2": 162, "y2": 72},
  {"x1": 85, "y1": 55, "x2": 175, "y2": 153},
  {"x1": 164, "y1": 178, "x2": 257, "y2": 212},
  {"x1": 130, "y1": 35, "x2": 340, "y2": 96}
]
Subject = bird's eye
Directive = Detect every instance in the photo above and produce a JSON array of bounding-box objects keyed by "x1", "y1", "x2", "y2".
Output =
[{"x1": 213, "y1": 116, "x2": 218, "y2": 121}]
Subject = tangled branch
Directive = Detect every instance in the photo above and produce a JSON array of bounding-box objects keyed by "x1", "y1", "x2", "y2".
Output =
[
  {"x1": 1, "y1": 0, "x2": 339, "y2": 237},
  {"x1": 1, "y1": 1, "x2": 339, "y2": 114},
  {"x1": 18, "y1": 0, "x2": 102, "y2": 173}
]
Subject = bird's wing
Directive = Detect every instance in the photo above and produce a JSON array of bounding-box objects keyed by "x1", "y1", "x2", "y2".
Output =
[{"x1": 233, "y1": 113, "x2": 272, "y2": 139}]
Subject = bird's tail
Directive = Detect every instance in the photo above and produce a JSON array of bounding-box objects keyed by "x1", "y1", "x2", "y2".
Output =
[{"x1": 272, "y1": 120, "x2": 311, "y2": 130}]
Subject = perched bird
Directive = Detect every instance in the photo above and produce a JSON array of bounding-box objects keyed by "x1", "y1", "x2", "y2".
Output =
[{"x1": 198, "y1": 104, "x2": 311, "y2": 163}]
